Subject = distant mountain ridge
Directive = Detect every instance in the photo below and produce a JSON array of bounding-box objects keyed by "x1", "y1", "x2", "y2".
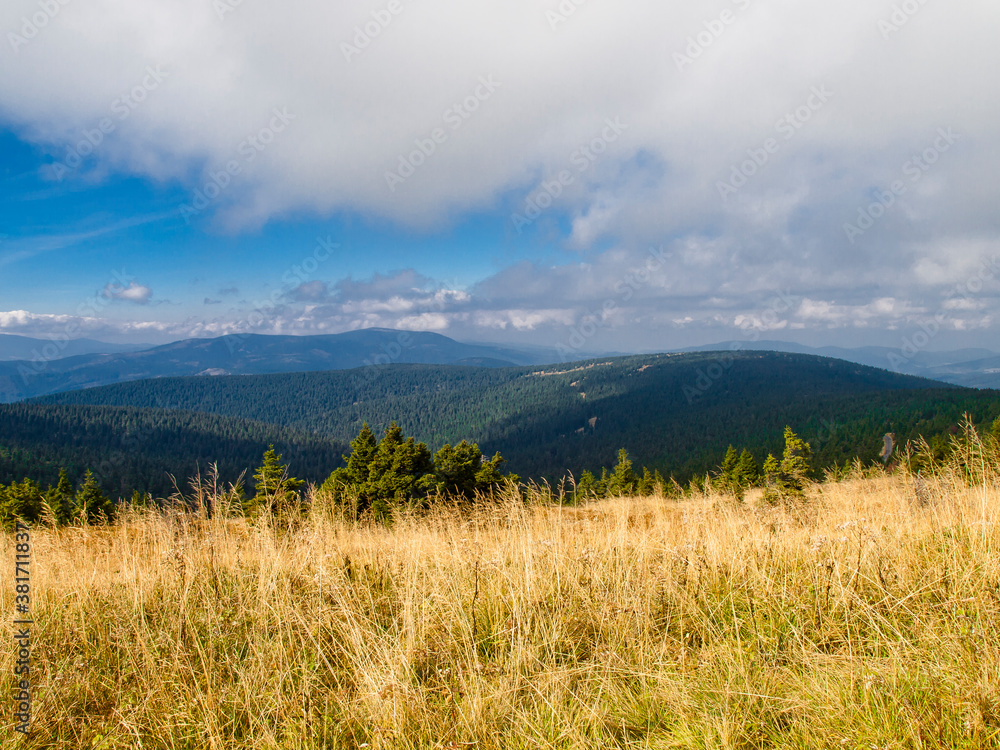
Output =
[
  {"x1": 0, "y1": 329, "x2": 557, "y2": 402},
  {"x1": 678, "y1": 340, "x2": 1000, "y2": 388},
  {"x1": 0, "y1": 333, "x2": 152, "y2": 362},
  {"x1": 29, "y1": 350, "x2": 1000, "y2": 483},
  {"x1": 3, "y1": 329, "x2": 1000, "y2": 403}
]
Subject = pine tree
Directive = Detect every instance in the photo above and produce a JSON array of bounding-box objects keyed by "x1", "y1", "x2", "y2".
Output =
[
  {"x1": 719, "y1": 445, "x2": 740, "y2": 496},
  {"x1": 344, "y1": 423, "x2": 377, "y2": 486},
  {"x1": 598, "y1": 467, "x2": 610, "y2": 498},
  {"x1": 735, "y1": 449, "x2": 760, "y2": 489},
  {"x1": 777, "y1": 426, "x2": 812, "y2": 499},
  {"x1": 431, "y1": 441, "x2": 485, "y2": 498},
  {"x1": 76, "y1": 470, "x2": 114, "y2": 523},
  {"x1": 637, "y1": 467, "x2": 655, "y2": 496},
  {"x1": 607, "y1": 448, "x2": 636, "y2": 496},
  {"x1": 0, "y1": 478, "x2": 43, "y2": 530},
  {"x1": 991, "y1": 415, "x2": 1000, "y2": 442},
  {"x1": 363, "y1": 423, "x2": 434, "y2": 506},
  {"x1": 576, "y1": 470, "x2": 597, "y2": 502},
  {"x1": 248, "y1": 445, "x2": 305, "y2": 517},
  {"x1": 43, "y1": 468, "x2": 76, "y2": 526}
]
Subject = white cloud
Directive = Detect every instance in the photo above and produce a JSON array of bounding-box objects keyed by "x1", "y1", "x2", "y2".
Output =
[
  {"x1": 2, "y1": 0, "x2": 999, "y2": 348},
  {"x1": 2, "y1": 0, "x2": 997, "y2": 242},
  {"x1": 0, "y1": 309, "x2": 173, "y2": 339},
  {"x1": 102, "y1": 280, "x2": 153, "y2": 304}
]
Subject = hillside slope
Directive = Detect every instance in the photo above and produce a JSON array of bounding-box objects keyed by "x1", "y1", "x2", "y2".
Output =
[
  {"x1": 0, "y1": 334, "x2": 152, "y2": 361},
  {"x1": 0, "y1": 403, "x2": 346, "y2": 499},
  {"x1": 681, "y1": 340, "x2": 1000, "y2": 388},
  {"x1": 0, "y1": 329, "x2": 552, "y2": 402},
  {"x1": 31, "y1": 351, "x2": 1000, "y2": 482}
]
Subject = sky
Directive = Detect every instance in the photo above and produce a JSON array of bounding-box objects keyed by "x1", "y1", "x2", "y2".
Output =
[{"x1": 1, "y1": 0, "x2": 999, "y2": 357}]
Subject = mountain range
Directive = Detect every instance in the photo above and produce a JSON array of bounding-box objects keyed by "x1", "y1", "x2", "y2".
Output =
[
  {"x1": 680, "y1": 340, "x2": 1000, "y2": 388},
  {"x1": 0, "y1": 329, "x2": 560, "y2": 402},
  {"x1": 23, "y1": 350, "x2": 1000, "y2": 492},
  {"x1": 0, "y1": 333, "x2": 152, "y2": 362},
  {"x1": 2, "y1": 329, "x2": 1000, "y2": 403}
]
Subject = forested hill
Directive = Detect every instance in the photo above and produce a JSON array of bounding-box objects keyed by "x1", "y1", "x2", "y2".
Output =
[
  {"x1": 0, "y1": 403, "x2": 346, "y2": 499},
  {"x1": 0, "y1": 329, "x2": 551, "y2": 402},
  {"x1": 29, "y1": 350, "x2": 1000, "y2": 483}
]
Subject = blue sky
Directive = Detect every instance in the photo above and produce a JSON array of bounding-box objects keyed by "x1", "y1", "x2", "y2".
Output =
[{"x1": 2, "y1": 0, "x2": 999, "y2": 356}]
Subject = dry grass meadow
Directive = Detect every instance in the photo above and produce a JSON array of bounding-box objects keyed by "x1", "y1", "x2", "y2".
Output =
[{"x1": 3, "y1": 454, "x2": 1000, "y2": 748}]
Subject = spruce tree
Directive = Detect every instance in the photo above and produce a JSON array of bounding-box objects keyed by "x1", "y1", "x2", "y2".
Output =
[
  {"x1": 322, "y1": 423, "x2": 378, "y2": 511},
  {"x1": 473, "y1": 451, "x2": 514, "y2": 494},
  {"x1": 598, "y1": 467, "x2": 610, "y2": 498},
  {"x1": 344, "y1": 423, "x2": 377, "y2": 486},
  {"x1": 0, "y1": 478, "x2": 43, "y2": 530},
  {"x1": 719, "y1": 446, "x2": 740, "y2": 495},
  {"x1": 431, "y1": 441, "x2": 484, "y2": 498},
  {"x1": 735, "y1": 449, "x2": 760, "y2": 489},
  {"x1": 76, "y1": 470, "x2": 114, "y2": 523},
  {"x1": 248, "y1": 445, "x2": 305, "y2": 517},
  {"x1": 637, "y1": 467, "x2": 655, "y2": 496},
  {"x1": 576, "y1": 470, "x2": 597, "y2": 502},
  {"x1": 43, "y1": 468, "x2": 76, "y2": 526},
  {"x1": 323, "y1": 423, "x2": 513, "y2": 516},
  {"x1": 607, "y1": 448, "x2": 636, "y2": 496},
  {"x1": 762, "y1": 453, "x2": 780, "y2": 502},
  {"x1": 777, "y1": 426, "x2": 812, "y2": 498},
  {"x1": 363, "y1": 423, "x2": 433, "y2": 505},
  {"x1": 654, "y1": 470, "x2": 668, "y2": 497}
]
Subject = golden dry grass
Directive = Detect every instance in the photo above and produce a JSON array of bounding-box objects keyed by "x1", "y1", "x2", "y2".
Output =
[{"x1": 2, "y1": 469, "x2": 1000, "y2": 748}]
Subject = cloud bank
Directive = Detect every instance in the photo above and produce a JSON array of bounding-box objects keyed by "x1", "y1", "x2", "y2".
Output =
[{"x1": 2, "y1": 0, "x2": 999, "y2": 350}]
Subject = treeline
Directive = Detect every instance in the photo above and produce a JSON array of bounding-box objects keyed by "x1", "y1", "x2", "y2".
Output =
[
  {"x1": 1, "y1": 469, "x2": 115, "y2": 530},
  {"x1": 0, "y1": 403, "x2": 347, "y2": 498},
  {"x1": 30, "y1": 351, "x2": 999, "y2": 483},
  {"x1": 4, "y1": 415, "x2": 1000, "y2": 530},
  {"x1": 565, "y1": 426, "x2": 814, "y2": 503},
  {"x1": 319, "y1": 422, "x2": 516, "y2": 520},
  {"x1": 0, "y1": 423, "x2": 518, "y2": 529}
]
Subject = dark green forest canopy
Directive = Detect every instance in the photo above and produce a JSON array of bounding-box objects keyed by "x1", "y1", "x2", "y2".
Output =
[
  {"x1": 0, "y1": 403, "x2": 346, "y2": 498},
  {"x1": 19, "y1": 351, "x2": 1000, "y2": 492}
]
